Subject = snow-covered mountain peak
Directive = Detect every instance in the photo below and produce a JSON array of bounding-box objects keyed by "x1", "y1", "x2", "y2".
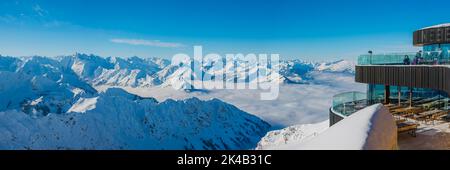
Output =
[
  {"x1": 0, "y1": 55, "x2": 21, "y2": 72},
  {"x1": 1, "y1": 54, "x2": 273, "y2": 149},
  {"x1": 315, "y1": 60, "x2": 355, "y2": 73},
  {"x1": 0, "y1": 83, "x2": 271, "y2": 149},
  {"x1": 0, "y1": 57, "x2": 96, "y2": 117},
  {"x1": 2, "y1": 55, "x2": 357, "y2": 91}
]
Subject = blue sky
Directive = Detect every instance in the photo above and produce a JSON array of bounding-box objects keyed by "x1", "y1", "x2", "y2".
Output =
[{"x1": 0, "y1": 0, "x2": 449, "y2": 61}]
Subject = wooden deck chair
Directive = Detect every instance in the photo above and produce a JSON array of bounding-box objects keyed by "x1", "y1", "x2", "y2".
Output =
[
  {"x1": 397, "y1": 122, "x2": 419, "y2": 137},
  {"x1": 396, "y1": 119, "x2": 406, "y2": 125}
]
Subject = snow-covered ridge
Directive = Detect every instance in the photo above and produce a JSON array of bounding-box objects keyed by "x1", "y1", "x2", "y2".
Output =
[
  {"x1": 255, "y1": 120, "x2": 329, "y2": 150},
  {"x1": 0, "y1": 87, "x2": 271, "y2": 150},
  {"x1": 57, "y1": 54, "x2": 168, "y2": 88},
  {"x1": 0, "y1": 54, "x2": 272, "y2": 149},
  {"x1": 258, "y1": 104, "x2": 398, "y2": 150},
  {"x1": 20, "y1": 54, "x2": 355, "y2": 89},
  {"x1": 0, "y1": 56, "x2": 97, "y2": 116},
  {"x1": 2, "y1": 54, "x2": 355, "y2": 90}
]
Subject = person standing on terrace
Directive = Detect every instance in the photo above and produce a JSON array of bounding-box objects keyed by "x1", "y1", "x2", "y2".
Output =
[
  {"x1": 433, "y1": 57, "x2": 439, "y2": 65},
  {"x1": 413, "y1": 51, "x2": 423, "y2": 65},
  {"x1": 403, "y1": 55, "x2": 411, "y2": 65}
]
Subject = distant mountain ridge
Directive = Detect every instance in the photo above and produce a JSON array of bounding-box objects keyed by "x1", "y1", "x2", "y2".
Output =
[
  {"x1": 0, "y1": 54, "x2": 271, "y2": 150},
  {"x1": 314, "y1": 59, "x2": 355, "y2": 74},
  {"x1": 1, "y1": 54, "x2": 355, "y2": 90},
  {"x1": 0, "y1": 88, "x2": 270, "y2": 149}
]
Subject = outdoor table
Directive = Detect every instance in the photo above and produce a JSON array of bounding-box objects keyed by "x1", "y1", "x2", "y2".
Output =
[
  {"x1": 414, "y1": 109, "x2": 443, "y2": 124},
  {"x1": 392, "y1": 107, "x2": 420, "y2": 115}
]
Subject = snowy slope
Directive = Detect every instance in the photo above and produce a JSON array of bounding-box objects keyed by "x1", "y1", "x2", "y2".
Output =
[
  {"x1": 0, "y1": 56, "x2": 96, "y2": 117},
  {"x1": 255, "y1": 120, "x2": 329, "y2": 150},
  {"x1": 297, "y1": 104, "x2": 397, "y2": 150},
  {"x1": 0, "y1": 55, "x2": 20, "y2": 71},
  {"x1": 0, "y1": 88, "x2": 270, "y2": 149},
  {"x1": 260, "y1": 104, "x2": 397, "y2": 150},
  {"x1": 0, "y1": 55, "x2": 272, "y2": 149}
]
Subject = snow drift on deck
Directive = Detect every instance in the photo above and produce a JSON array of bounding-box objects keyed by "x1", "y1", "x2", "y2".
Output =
[
  {"x1": 271, "y1": 104, "x2": 397, "y2": 150},
  {"x1": 255, "y1": 120, "x2": 329, "y2": 150}
]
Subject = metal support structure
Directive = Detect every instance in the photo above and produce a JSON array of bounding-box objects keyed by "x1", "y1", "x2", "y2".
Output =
[
  {"x1": 398, "y1": 86, "x2": 401, "y2": 106},
  {"x1": 384, "y1": 85, "x2": 390, "y2": 104},
  {"x1": 409, "y1": 87, "x2": 413, "y2": 107}
]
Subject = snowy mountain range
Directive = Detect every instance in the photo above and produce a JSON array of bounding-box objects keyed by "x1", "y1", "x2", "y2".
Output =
[
  {"x1": 0, "y1": 54, "x2": 355, "y2": 149},
  {"x1": 13, "y1": 53, "x2": 354, "y2": 90},
  {"x1": 314, "y1": 60, "x2": 355, "y2": 73},
  {"x1": 0, "y1": 88, "x2": 270, "y2": 149},
  {"x1": 0, "y1": 56, "x2": 97, "y2": 117},
  {"x1": 0, "y1": 54, "x2": 270, "y2": 149}
]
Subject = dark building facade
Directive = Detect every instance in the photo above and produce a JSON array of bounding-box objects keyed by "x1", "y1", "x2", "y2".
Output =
[{"x1": 330, "y1": 23, "x2": 450, "y2": 126}]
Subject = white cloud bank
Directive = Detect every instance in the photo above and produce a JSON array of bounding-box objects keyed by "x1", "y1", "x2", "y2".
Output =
[
  {"x1": 110, "y1": 38, "x2": 185, "y2": 48},
  {"x1": 111, "y1": 71, "x2": 366, "y2": 128}
]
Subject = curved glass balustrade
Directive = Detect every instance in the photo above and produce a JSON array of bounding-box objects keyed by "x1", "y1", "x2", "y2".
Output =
[
  {"x1": 358, "y1": 48, "x2": 450, "y2": 65},
  {"x1": 358, "y1": 53, "x2": 416, "y2": 65},
  {"x1": 331, "y1": 91, "x2": 367, "y2": 117}
]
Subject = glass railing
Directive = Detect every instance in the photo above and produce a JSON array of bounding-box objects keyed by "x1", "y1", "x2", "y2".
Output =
[
  {"x1": 358, "y1": 53, "x2": 416, "y2": 65},
  {"x1": 422, "y1": 50, "x2": 450, "y2": 64},
  {"x1": 331, "y1": 91, "x2": 367, "y2": 117},
  {"x1": 358, "y1": 51, "x2": 450, "y2": 65}
]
